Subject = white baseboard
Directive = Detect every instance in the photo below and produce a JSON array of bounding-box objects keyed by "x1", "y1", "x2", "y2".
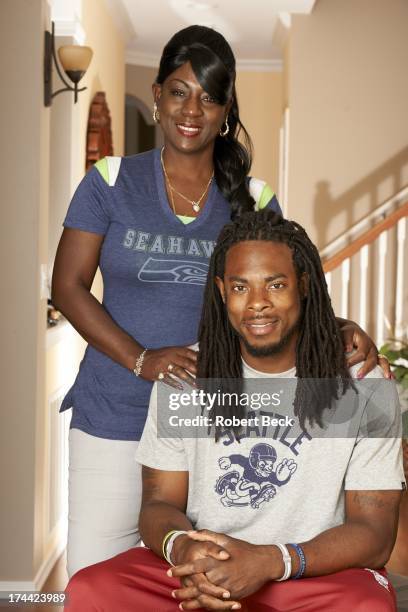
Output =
[
  {"x1": 0, "y1": 524, "x2": 66, "y2": 592},
  {"x1": 0, "y1": 579, "x2": 38, "y2": 591}
]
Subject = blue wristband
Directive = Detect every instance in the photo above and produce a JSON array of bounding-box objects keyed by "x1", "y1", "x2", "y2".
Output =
[{"x1": 288, "y1": 543, "x2": 306, "y2": 579}]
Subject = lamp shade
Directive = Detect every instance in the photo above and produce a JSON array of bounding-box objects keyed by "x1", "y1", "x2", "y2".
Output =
[{"x1": 58, "y1": 45, "x2": 93, "y2": 83}]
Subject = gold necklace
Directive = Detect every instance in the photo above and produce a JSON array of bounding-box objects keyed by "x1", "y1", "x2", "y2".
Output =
[{"x1": 160, "y1": 147, "x2": 214, "y2": 213}]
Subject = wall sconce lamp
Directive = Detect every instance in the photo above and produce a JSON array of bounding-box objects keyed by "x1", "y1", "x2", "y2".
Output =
[{"x1": 44, "y1": 21, "x2": 93, "y2": 107}]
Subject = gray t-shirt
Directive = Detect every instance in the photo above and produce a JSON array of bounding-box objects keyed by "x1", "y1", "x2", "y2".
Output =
[{"x1": 135, "y1": 362, "x2": 405, "y2": 545}]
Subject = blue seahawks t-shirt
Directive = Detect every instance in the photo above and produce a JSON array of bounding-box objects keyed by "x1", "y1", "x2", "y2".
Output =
[{"x1": 60, "y1": 148, "x2": 282, "y2": 440}]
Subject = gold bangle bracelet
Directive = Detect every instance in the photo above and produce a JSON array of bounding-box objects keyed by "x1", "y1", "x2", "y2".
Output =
[{"x1": 162, "y1": 529, "x2": 178, "y2": 560}]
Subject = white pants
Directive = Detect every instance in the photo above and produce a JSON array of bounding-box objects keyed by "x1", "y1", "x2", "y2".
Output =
[{"x1": 67, "y1": 428, "x2": 142, "y2": 578}]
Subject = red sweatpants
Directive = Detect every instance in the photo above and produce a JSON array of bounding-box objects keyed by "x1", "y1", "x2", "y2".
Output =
[{"x1": 65, "y1": 547, "x2": 396, "y2": 612}]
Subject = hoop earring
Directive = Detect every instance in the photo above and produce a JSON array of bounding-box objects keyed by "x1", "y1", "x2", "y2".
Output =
[
  {"x1": 153, "y1": 102, "x2": 160, "y2": 123},
  {"x1": 219, "y1": 117, "x2": 229, "y2": 137}
]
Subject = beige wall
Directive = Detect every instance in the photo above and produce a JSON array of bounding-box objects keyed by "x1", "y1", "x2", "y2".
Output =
[
  {"x1": 126, "y1": 64, "x2": 157, "y2": 115},
  {"x1": 48, "y1": 0, "x2": 126, "y2": 328},
  {"x1": 0, "y1": 0, "x2": 126, "y2": 586},
  {"x1": 282, "y1": 41, "x2": 289, "y2": 110},
  {"x1": 236, "y1": 71, "x2": 283, "y2": 193},
  {"x1": 45, "y1": 0, "x2": 126, "y2": 576},
  {"x1": 49, "y1": 0, "x2": 125, "y2": 271},
  {"x1": 0, "y1": 0, "x2": 50, "y2": 582},
  {"x1": 81, "y1": 0, "x2": 125, "y2": 161},
  {"x1": 72, "y1": 0, "x2": 126, "y2": 302},
  {"x1": 125, "y1": 64, "x2": 283, "y2": 193},
  {"x1": 287, "y1": 0, "x2": 408, "y2": 248}
]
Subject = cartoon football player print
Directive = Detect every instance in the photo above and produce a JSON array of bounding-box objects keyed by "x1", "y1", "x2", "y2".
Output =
[{"x1": 215, "y1": 443, "x2": 297, "y2": 509}]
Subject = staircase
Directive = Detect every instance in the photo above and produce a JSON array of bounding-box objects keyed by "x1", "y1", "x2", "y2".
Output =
[{"x1": 321, "y1": 188, "x2": 408, "y2": 346}]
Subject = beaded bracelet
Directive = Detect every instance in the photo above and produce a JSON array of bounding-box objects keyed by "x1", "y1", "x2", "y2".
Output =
[{"x1": 288, "y1": 543, "x2": 306, "y2": 579}]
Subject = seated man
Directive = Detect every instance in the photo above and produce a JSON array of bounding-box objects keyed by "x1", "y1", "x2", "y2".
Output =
[{"x1": 66, "y1": 211, "x2": 405, "y2": 611}]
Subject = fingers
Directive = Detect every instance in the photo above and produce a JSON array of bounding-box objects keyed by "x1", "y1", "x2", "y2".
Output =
[
  {"x1": 377, "y1": 354, "x2": 393, "y2": 378},
  {"x1": 182, "y1": 347, "x2": 199, "y2": 362},
  {"x1": 205, "y1": 545, "x2": 229, "y2": 561},
  {"x1": 164, "y1": 348, "x2": 198, "y2": 387},
  {"x1": 350, "y1": 346, "x2": 378, "y2": 378},
  {"x1": 169, "y1": 364, "x2": 197, "y2": 387},
  {"x1": 173, "y1": 575, "x2": 230, "y2": 601},
  {"x1": 341, "y1": 322, "x2": 376, "y2": 357},
  {"x1": 176, "y1": 350, "x2": 198, "y2": 375},
  {"x1": 158, "y1": 361, "x2": 195, "y2": 388},
  {"x1": 343, "y1": 324, "x2": 379, "y2": 377},
  {"x1": 161, "y1": 373, "x2": 184, "y2": 390},
  {"x1": 187, "y1": 530, "x2": 229, "y2": 549},
  {"x1": 168, "y1": 556, "x2": 216, "y2": 578},
  {"x1": 142, "y1": 346, "x2": 198, "y2": 383},
  {"x1": 174, "y1": 574, "x2": 241, "y2": 610},
  {"x1": 178, "y1": 594, "x2": 241, "y2": 610}
]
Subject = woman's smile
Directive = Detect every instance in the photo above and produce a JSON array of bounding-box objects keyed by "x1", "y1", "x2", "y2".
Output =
[{"x1": 175, "y1": 122, "x2": 202, "y2": 137}]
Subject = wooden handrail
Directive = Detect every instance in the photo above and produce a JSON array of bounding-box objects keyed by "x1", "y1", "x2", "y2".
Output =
[
  {"x1": 320, "y1": 185, "x2": 408, "y2": 259},
  {"x1": 323, "y1": 201, "x2": 408, "y2": 273}
]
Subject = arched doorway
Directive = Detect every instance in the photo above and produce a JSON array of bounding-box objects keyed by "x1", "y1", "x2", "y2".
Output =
[{"x1": 125, "y1": 94, "x2": 163, "y2": 155}]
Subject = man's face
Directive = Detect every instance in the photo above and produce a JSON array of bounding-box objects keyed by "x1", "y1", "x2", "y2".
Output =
[{"x1": 215, "y1": 241, "x2": 306, "y2": 361}]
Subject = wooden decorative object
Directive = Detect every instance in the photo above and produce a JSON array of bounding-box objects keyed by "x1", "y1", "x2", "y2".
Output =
[{"x1": 86, "y1": 91, "x2": 114, "y2": 171}]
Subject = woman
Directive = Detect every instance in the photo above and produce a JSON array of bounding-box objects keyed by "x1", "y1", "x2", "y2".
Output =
[{"x1": 52, "y1": 25, "x2": 383, "y2": 578}]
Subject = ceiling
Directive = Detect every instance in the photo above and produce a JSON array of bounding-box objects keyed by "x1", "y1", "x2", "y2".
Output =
[{"x1": 106, "y1": 0, "x2": 317, "y2": 70}]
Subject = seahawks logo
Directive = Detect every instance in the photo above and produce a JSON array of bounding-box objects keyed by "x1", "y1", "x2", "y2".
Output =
[{"x1": 138, "y1": 258, "x2": 209, "y2": 285}]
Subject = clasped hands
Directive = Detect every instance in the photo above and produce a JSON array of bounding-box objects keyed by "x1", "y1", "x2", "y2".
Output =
[{"x1": 168, "y1": 530, "x2": 279, "y2": 610}]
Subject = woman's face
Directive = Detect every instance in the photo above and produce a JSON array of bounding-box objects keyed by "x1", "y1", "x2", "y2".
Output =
[{"x1": 152, "y1": 61, "x2": 231, "y2": 155}]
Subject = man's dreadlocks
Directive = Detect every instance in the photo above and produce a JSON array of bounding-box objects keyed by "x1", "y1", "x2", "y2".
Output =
[{"x1": 197, "y1": 210, "x2": 351, "y2": 435}]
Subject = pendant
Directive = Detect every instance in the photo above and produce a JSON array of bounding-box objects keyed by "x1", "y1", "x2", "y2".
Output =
[{"x1": 192, "y1": 202, "x2": 200, "y2": 213}]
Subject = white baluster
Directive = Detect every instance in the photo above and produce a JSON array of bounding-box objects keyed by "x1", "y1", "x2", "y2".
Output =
[
  {"x1": 325, "y1": 271, "x2": 332, "y2": 296},
  {"x1": 376, "y1": 232, "x2": 387, "y2": 346},
  {"x1": 359, "y1": 245, "x2": 369, "y2": 330},
  {"x1": 341, "y1": 259, "x2": 350, "y2": 320},
  {"x1": 395, "y1": 217, "x2": 407, "y2": 339}
]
